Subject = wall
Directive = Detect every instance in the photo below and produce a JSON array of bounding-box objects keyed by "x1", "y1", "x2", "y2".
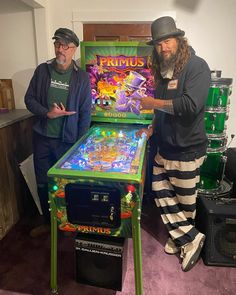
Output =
[
  {"x1": 1, "y1": 0, "x2": 236, "y2": 145},
  {"x1": 0, "y1": 2, "x2": 37, "y2": 109},
  {"x1": 0, "y1": 0, "x2": 48, "y2": 109}
]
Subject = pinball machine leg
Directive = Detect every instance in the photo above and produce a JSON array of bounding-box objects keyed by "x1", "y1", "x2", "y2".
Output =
[
  {"x1": 132, "y1": 197, "x2": 143, "y2": 295},
  {"x1": 50, "y1": 201, "x2": 58, "y2": 294}
]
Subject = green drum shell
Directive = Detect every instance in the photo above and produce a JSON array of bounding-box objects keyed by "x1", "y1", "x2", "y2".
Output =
[
  {"x1": 198, "y1": 179, "x2": 232, "y2": 196},
  {"x1": 204, "y1": 107, "x2": 228, "y2": 135},
  {"x1": 206, "y1": 84, "x2": 231, "y2": 108},
  {"x1": 207, "y1": 134, "x2": 227, "y2": 149},
  {"x1": 198, "y1": 147, "x2": 226, "y2": 191}
]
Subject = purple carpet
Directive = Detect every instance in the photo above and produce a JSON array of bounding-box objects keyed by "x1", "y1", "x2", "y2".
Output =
[{"x1": 0, "y1": 202, "x2": 235, "y2": 295}]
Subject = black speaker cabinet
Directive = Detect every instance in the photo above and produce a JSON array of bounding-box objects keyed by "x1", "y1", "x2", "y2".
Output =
[
  {"x1": 75, "y1": 233, "x2": 128, "y2": 291},
  {"x1": 196, "y1": 196, "x2": 236, "y2": 267},
  {"x1": 225, "y1": 148, "x2": 236, "y2": 195}
]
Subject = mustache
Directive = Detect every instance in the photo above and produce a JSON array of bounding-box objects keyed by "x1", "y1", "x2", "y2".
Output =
[
  {"x1": 159, "y1": 52, "x2": 177, "y2": 68},
  {"x1": 56, "y1": 52, "x2": 66, "y2": 58}
]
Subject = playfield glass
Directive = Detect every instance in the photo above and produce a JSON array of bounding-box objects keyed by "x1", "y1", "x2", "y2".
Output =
[{"x1": 58, "y1": 125, "x2": 146, "y2": 175}]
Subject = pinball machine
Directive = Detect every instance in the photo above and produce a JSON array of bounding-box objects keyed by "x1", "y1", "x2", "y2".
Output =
[{"x1": 48, "y1": 41, "x2": 154, "y2": 295}]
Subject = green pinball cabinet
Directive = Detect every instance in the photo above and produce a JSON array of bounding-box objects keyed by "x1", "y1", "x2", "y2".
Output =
[{"x1": 48, "y1": 41, "x2": 154, "y2": 295}]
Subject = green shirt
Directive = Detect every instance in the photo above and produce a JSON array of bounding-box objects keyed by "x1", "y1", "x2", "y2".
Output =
[{"x1": 47, "y1": 67, "x2": 72, "y2": 137}]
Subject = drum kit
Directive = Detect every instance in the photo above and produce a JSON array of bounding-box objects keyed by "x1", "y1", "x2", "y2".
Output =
[{"x1": 198, "y1": 71, "x2": 233, "y2": 197}]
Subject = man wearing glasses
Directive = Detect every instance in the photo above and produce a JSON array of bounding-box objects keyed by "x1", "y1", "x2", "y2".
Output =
[{"x1": 25, "y1": 28, "x2": 92, "y2": 237}]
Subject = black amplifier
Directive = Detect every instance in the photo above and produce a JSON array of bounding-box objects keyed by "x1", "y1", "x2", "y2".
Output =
[
  {"x1": 75, "y1": 233, "x2": 128, "y2": 291},
  {"x1": 196, "y1": 196, "x2": 236, "y2": 267},
  {"x1": 225, "y1": 148, "x2": 236, "y2": 195}
]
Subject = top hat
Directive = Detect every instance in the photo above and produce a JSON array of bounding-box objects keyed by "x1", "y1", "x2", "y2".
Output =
[
  {"x1": 52, "y1": 28, "x2": 80, "y2": 47},
  {"x1": 124, "y1": 71, "x2": 146, "y2": 89},
  {"x1": 147, "y1": 16, "x2": 185, "y2": 45}
]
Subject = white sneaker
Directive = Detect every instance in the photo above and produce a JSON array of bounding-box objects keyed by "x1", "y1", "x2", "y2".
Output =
[
  {"x1": 164, "y1": 238, "x2": 180, "y2": 254},
  {"x1": 181, "y1": 232, "x2": 206, "y2": 272}
]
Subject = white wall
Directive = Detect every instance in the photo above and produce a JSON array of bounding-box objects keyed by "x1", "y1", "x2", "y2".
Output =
[
  {"x1": 1, "y1": 0, "x2": 236, "y2": 145},
  {"x1": 0, "y1": 6, "x2": 37, "y2": 109},
  {"x1": 0, "y1": 0, "x2": 49, "y2": 109}
]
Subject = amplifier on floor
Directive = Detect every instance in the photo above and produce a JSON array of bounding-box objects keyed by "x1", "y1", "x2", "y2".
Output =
[
  {"x1": 75, "y1": 233, "x2": 128, "y2": 291},
  {"x1": 225, "y1": 148, "x2": 236, "y2": 195},
  {"x1": 196, "y1": 196, "x2": 236, "y2": 267}
]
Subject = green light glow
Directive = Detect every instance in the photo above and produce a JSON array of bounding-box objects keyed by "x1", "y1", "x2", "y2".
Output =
[{"x1": 53, "y1": 185, "x2": 58, "y2": 191}]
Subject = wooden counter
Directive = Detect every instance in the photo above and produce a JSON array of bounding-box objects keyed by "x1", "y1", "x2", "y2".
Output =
[{"x1": 0, "y1": 109, "x2": 35, "y2": 240}]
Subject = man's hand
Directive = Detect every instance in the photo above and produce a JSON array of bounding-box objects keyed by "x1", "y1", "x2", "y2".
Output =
[
  {"x1": 47, "y1": 102, "x2": 76, "y2": 119},
  {"x1": 136, "y1": 127, "x2": 153, "y2": 140},
  {"x1": 140, "y1": 96, "x2": 157, "y2": 110},
  {"x1": 132, "y1": 96, "x2": 158, "y2": 110}
]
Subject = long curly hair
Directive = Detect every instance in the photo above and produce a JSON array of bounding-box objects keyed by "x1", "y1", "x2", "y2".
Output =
[{"x1": 151, "y1": 36, "x2": 191, "y2": 83}]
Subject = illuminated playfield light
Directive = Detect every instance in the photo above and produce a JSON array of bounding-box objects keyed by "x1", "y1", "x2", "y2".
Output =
[{"x1": 118, "y1": 131, "x2": 124, "y2": 138}]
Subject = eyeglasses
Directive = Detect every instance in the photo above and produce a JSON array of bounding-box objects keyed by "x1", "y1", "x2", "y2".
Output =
[{"x1": 54, "y1": 41, "x2": 75, "y2": 50}]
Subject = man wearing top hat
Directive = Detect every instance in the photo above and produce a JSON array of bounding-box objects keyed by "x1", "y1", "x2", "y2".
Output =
[
  {"x1": 136, "y1": 16, "x2": 211, "y2": 271},
  {"x1": 25, "y1": 28, "x2": 92, "y2": 237}
]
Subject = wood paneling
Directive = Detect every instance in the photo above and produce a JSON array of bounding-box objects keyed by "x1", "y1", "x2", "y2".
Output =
[
  {"x1": 0, "y1": 79, "x2": 15, "y2": 110},
  {"x1": 83, "y1": 24, "x2": 152, "y2": 42},
  {"x1": 0, "y1": 116, "x2": 35, "y2": 240}
]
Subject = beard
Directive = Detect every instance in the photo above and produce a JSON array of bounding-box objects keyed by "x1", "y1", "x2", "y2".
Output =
[
  {"x1": 159, "y1": 51, "x2": 177, "y2": 72},
  {"x1": 56, "y1": 53, "x2": 66, "y2": 65}
]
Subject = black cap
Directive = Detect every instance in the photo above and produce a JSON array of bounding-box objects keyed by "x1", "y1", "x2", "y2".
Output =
[
  {"x1": 147, "y1": 16, "x2": 185, "y2": 45},
  {"x1": 52, "y1": 28, "x2": 80, "y2": 47}
]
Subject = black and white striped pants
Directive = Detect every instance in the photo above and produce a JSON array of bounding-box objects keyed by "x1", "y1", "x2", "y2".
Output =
[{"x1": 152, "y1": 152, "x2": 205, "y2": 247}]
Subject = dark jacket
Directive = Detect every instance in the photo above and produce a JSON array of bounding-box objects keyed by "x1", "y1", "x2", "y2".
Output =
[
  {"x1": 154, "y1": 49, "x2": 211, "y2": 160},
  {"x1": 24, "y1": 59, "x2": 92, "y2": 143}
]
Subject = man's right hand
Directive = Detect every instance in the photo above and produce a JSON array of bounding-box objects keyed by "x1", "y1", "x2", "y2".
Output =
[
  {"x1": 136, "y1": 127, "x2": 153, "y2": 140},
  {"x1": 47, "y1": 102, "x2": 76, "y2": 119}
]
